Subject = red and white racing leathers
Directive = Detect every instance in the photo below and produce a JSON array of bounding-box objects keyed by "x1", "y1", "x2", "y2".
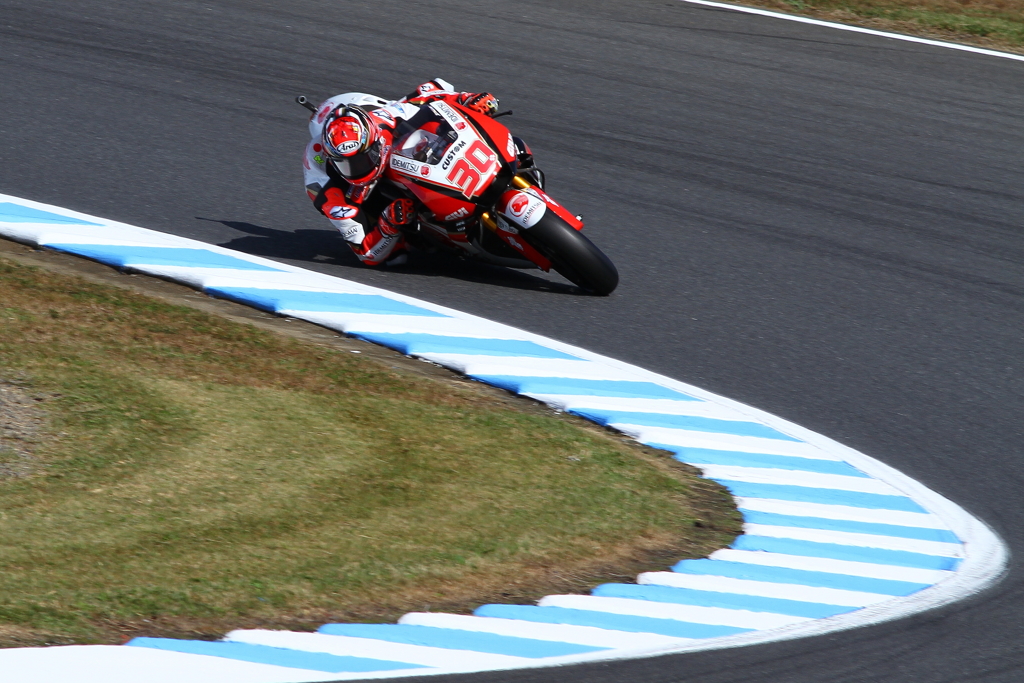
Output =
[{"x1": 302, "y1": 79, "x2": 492, "y2": 266}]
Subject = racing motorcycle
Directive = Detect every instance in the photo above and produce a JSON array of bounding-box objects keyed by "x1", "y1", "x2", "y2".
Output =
[{"x1": 296, "y1": 93, "x2": 619, "y2": 295}]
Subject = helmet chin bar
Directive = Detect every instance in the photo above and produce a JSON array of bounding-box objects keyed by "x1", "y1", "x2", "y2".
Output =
[{"x1": 331, "y1": 138, "x2": 384, "y2": 184}]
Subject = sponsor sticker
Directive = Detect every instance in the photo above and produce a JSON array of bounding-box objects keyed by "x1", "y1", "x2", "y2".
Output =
[
  {"x1": 313, "y1": 143, "x2": 323, "y2": 153},
  {"x1": 329, "y1": 205, "x2": 358, "y2": 219},
  {"x1": 420, "y1": 166, "x2": 430, "y2": 176},
  {"x1": 336, "y1": 139, "x2": 361, "y2": 155},
  {"x1": 444, "y1": 207, "x2": 470, "y2": 221},
  {"x1": 338, "y1": 223, "x2": 363, "y2": 243},
  {"x1": 506, "y1": 135, "x2": 516, "y2": 159},
  {"x1": 313, "y1": 155, "x2": 324, "y2": 164},
  {"x1": 432, "y1": 102, "x2": 463, "y2": 126},
  {"x1": 441, "y1": 140, "x2": 467, "y2": 170},
  {"x1": 495, "y1": 215, "x2": 518, "y2": 234},
  {"x1": 502, "y1": 190, "x2": 547, "y2": 229},
  {"x1": 390, "y1": 156, "x2": 419, "y2": 174},
  {"x1": 366, "y1": 234, "x2": 398, "y2": 259},
  {"x1": 509, "y1": 193, "x2": 530, "y2": 217},
  {"x1": 371, "y1": 108, "x2": 395, "y2": 124},
  {"x1": 531, "y1": 187, "x2": 558, "y2": 207},
  {"x1": 455, "y1": 121, "x2": 467, "y2": 130}
]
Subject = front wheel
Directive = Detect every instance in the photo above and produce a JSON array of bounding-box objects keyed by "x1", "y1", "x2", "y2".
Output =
[{"x1": 523, "y1": 213, "x2": 619, "y2": 295}]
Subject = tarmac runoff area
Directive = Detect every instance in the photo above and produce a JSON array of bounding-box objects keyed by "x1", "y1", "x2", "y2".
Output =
[{"x1": 0, "y1": 194, "x2": 1008, "y2": 682}]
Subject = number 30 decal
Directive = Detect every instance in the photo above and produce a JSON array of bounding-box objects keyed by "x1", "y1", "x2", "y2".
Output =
[{"x1": 447, "y1": 140, "x2": 496, "y2": 198}]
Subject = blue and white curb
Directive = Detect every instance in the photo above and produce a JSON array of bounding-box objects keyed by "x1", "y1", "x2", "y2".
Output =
[{"x1": 0, "y1": 194, "x2": 1008, "y2": 683}]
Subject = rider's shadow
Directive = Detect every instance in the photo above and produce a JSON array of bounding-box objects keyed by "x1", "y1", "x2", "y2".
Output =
[
  {"x1": 201, "y1": 218, "x2": 581, "y2": 295},
  {"x1": 202, "y1": 218, "x2": 351, "y2": 264}
]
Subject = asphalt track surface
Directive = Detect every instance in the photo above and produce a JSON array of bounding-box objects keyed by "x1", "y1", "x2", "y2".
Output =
[{"x1": 2, "y1": 1, "x2": 1022, "y2": 681}]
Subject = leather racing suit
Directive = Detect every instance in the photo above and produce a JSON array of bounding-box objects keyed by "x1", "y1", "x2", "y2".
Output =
[{"x1": 302, "y1": 79, "x2": 498, "y2": 266}]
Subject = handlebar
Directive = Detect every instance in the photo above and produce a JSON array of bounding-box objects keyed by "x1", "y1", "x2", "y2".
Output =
[{"x1": 295, "y1": 96, "x2": 317, "y2": 113}]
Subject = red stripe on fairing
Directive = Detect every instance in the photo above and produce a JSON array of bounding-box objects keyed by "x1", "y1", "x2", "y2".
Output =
[
  {"x1": 532, "y1": 188, "x2": 584, "y2": 231},
  {"x1": 452, "y1": 103, "x2": 518, "y2": 164}
]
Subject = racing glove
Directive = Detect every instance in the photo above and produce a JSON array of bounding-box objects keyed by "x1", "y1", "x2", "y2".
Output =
[
  {"x1": 457, "y1": 92, "x2": 499, "y2": 117},
  {"x1": 378, "y1": 198, "x2": 416, "y2": 237}
]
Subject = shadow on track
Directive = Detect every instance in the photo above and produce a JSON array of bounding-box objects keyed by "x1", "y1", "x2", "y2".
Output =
[{"x1": 201, "y1": 218, "x2": 585, "y2": 295}]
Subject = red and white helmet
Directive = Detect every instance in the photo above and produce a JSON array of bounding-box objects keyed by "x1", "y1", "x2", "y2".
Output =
[{"x1": 322, "y1": 105, "x2": 385, "y2": 184}]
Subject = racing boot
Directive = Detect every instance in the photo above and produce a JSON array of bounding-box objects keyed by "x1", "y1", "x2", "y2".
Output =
[{"x1": 354, "y1": 198, "x2": 414, "y2": 266}]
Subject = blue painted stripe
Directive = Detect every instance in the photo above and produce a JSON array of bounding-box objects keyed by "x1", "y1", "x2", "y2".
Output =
[
  {"x1": 592, "y1": 583, "x2": 854, "y2": 618},
  {"x1": 348, "y1": 332, "x2": 580, "y2": 360},
  {"x1": 571, "y1": 410, "x2": 800, "y2": 441},
  {"x1": 647, "y1": 443, "x2": 867, "y2": 477},
  {"x1": 316, "y1": 623, "x2": 604, "y2": 658},
  {"x1": 0, "y1": 202, "x2": 101, "y2": 225},
  {"x1": 46, "y1": 245, "x2": 284, "y2": 272},
  {"x1": 469, "y1": 375, "x2": 699, "y2": 401},
  {"x1": 204, "y1": 286, "x2": 446, "y2": 317},
  {"x1": 126, "y1": 637, "x2": 422, "y2": 672},
  {"x1": 733, "y1": 536, "x2": 960, "y2": 570},
  {"x1": 474, "y1": 604, "x2": 752, "y2": 639},
  {"x1": 714, "y1": 480, "x2": 927, "y2": 512},
  {"x1": 672, "y1": 559, "x2": 931, "y2": 595},
  {"x1": 739, "y1": 509, "x2": 961, "y2": 543}
]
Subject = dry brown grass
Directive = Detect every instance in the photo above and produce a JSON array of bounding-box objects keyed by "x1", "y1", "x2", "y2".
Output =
[
  {"x1": 0, "y1": 254, "x2": 740, "y2": 646},
  {"x1": 737, "y1": 0, "x2": 1024, "y2": 52}
]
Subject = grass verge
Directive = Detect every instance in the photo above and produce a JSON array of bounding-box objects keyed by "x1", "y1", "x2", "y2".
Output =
[
  {"x1": 719, "y1": 0, "x2": 1024, "y2": 53},
  {"x1": 0, "y1": 248, "x2": 740, "y2": 647}
]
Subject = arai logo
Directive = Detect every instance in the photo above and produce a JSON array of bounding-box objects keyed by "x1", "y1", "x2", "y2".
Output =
[{"x1": 336, "y1": 139, "x2": 361, "y2": 154}]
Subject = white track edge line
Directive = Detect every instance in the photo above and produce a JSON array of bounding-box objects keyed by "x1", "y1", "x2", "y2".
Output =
[{"x1": 676, "y1": 0, "x2": 1024, "y2": 63}]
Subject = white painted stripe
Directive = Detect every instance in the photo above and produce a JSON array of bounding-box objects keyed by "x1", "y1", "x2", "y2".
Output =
[
  {"x1": 637, "y1": 571, "x2": 892, "y2": 608},
  {"x1": 539, "y1": 595, "x2": 809, "y2": 630},
  {"x1": 200, "y1": 274, "x2": 392, "y2": 296},
  {"x1": 113, "y1": 266, "x2": 303, "y2": 289},
  {"x1": 615, "y1": 425, "x2": 820, "y2": 457},
  {"x1": 33, "y1": 233, "x2": 189, "y2": 247},
  {"x1": 699, "y1": 465, "x2": 903, "y2": 495},
  {"x1": 425, "y1": 357, "x2": 648, "y2": 381},
  {"x1": 0, "y1": 644, "x2": 347, "y2": 683},
  {"x1": 527, "y1": 395, "x2": 742, "y2": 420},
  {"x1": 744, "y1": 524, "x2": 963, "y2": 557},
  {"x1": 677, "y1": 0, "x2": 1024, "y2": 63},
  {"x1": 736, "y1": 497, "x2": 948, "y2": 529},
  {"x1": 305, "y1": 313, "x2": 522, "y2": 338},
  {"x1": 398, "y1": 613, "x2": 691, "y2": 649},
  {"x1": 710, "y1": 549, "x2": 954, "y2": 584},
  {"x1": 225, "y1": 630, "x2": 525, "y2": 670}
]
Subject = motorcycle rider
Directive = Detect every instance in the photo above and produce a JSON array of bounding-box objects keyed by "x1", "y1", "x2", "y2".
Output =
[{"x1": 302, "y1": 79, "x2": 499, "y2": 266}]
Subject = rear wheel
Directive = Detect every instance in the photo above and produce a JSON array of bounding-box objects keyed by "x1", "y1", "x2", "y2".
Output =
[{"x1": 523, "y1": 212, "x2": 619, "y2": 295}]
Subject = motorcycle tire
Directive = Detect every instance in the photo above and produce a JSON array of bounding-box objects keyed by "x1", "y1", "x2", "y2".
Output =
[{"x1": 524, "y1": 212, "x2": 619, "y2": 295}]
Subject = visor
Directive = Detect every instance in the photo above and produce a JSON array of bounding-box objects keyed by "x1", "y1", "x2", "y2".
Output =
[{"x1": 332, "y1": 139, "x2": 383, "y2": 181}]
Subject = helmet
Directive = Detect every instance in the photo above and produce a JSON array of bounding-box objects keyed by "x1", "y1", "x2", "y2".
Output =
[{"x1": 322, "y1": 106, "x2": 384, "y2": 184}]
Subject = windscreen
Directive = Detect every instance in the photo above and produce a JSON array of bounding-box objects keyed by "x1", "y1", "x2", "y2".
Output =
[{"x1": 393, "y1": 109, "x2": 458, "y2": 165}]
